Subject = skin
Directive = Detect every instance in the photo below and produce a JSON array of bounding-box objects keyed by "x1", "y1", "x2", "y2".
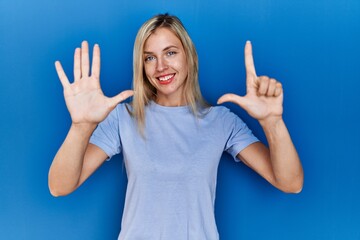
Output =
[
  {"x1": 218, "y1": 41, "x2": 303, "y2": 193},
  {"x1": 48, "y1": 33, "x2": 303, "y2": 196},
  {"x1": 143, "y1": 27, "x2": 188, "y2": 106},
  {"x1": 48, "y1": 41, "x2": 133, "y2": 196}
]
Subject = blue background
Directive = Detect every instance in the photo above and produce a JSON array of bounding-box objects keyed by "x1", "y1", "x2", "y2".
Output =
[{"x1": 1, "y1": 0, "x2": 359, "y2": 239}]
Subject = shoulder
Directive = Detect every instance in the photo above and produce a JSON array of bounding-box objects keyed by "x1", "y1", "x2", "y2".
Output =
[
  {"x1": 103, "y1": 103, "x2": 133, "y2": 124},
  {"x1": 209, "y1": 105, "x2": 231, "y2": 114},
  {"x1": 206, "y1": 106, "x2": 249, "y2": 131},
  {"x1": 206, "y1": 105, "x2": 239, "y2": 120},
  {"x1": 114, "y1": 102, "x2": 133, "y2": 115}
]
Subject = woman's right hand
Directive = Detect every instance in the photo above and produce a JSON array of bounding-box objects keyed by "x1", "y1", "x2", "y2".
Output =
[{"x1": 55, "y1": 41, "x2": 134, "y2": 125}]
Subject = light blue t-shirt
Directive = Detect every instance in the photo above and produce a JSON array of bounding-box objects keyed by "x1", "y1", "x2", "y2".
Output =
[{"x1": 90, "y1": 101, "x2": 258, "y2": 240}]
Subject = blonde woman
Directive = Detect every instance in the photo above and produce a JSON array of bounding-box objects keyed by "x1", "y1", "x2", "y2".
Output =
[{"x1": 49, "y1": 14, "x2": 303, "y2": 239}]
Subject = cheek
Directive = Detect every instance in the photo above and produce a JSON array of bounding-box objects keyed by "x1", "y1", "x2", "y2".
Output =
[
  {"x1": 144, "y1": 66, "x2": 159, "y2": 88},
  {"x1": 144, "y1": 65, "x2": 153, "y2": 78},
  {"x1": 173, "y1": 58, "x2": 188, "y2": 76},
  {"x1": 179, "y1": 61, "x2": 188, "y2": 78},
  {"x1": 181, "y1": 57, "x2": 188, "y2": 75}
]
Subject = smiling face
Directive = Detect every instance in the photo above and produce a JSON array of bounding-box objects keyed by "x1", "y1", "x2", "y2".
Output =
[{"x1": 143, "y1": 27, "x2": 188, "y2": 106}]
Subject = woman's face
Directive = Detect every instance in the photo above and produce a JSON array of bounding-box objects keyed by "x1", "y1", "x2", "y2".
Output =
[{"x1": 143, "y1": 27, "x2": 188, "y2": 106}]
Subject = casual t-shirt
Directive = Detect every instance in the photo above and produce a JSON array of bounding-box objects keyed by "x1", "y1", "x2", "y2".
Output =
[{"x1": 90, "y1": 101, "x2": 259, "y2": 240}]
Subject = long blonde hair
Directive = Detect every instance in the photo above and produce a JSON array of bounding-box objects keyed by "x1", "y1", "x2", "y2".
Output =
[{"x1": 131, "y1": 13, "x2": 209, "y2": 133}]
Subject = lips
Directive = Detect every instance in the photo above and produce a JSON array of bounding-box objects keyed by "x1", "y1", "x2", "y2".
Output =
[{"x1": 156, "y1": 73, "x2": 175, "y2": 85}]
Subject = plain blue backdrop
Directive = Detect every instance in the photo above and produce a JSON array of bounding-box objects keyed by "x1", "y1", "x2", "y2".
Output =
[{"x1": 1, "y1": 0, "x2": 359, "y2": 239}]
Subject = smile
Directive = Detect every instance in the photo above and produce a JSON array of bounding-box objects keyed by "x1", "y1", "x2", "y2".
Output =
[{"x1": 157, "y1": 74, "x2": 175, "y2": 85}]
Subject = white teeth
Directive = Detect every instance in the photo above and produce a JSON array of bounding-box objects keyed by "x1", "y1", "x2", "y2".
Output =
[{"x1": 158, "y1": 74, "x2": 174, "y2": 81}]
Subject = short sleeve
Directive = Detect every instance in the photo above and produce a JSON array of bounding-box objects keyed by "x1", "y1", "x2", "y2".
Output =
[
  {"x1": 223, "y1": 109, "x2": 259, "y2": 162},
  {"x1": 89, "y1": 106, "x2": 122, "y2": 160}
]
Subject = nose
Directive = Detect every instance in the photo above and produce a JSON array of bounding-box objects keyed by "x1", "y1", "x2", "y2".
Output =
[{"x1": 156, "y1": 57, "x2": 168, "y2": 72}]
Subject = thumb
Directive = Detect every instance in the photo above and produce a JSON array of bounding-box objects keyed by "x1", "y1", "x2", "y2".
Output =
[
  {"x1": 109, "y1": 90, "x2": 134, "y2": 107},
  {"x1": 217, "y1": 93, "x2": 249, "y2": 109}
]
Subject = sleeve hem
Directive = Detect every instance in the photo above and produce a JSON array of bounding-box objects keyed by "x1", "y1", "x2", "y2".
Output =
[
  {"x1": 230, "y1": 138, "x2": 260, "y2": 162},
  {"x1": 89, "y1": 137, "x2": 117, "y2": 161}
]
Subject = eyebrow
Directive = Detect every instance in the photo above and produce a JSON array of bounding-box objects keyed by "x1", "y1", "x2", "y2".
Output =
[{"x1": 143, "y1": 45, "x2": 179, "y2": 55}]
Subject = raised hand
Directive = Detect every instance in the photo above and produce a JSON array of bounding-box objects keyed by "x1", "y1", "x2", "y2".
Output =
[
  {"x1": 217, "y1": 41, "x2": 283, "y2": 123},
  {"x1": 55, "y1": 41, "x2": 134, "y2": 125}
]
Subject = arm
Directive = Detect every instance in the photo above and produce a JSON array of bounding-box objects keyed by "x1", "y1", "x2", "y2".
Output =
[
  {"x1": 238, "y1": 119, "x2": 303, "y2": 193},
  {"x1": 48, "y1": 41, "x2": 133, "y2": 197},
  {"x1": 218, "y1": 41, "x2": 303, "y2": 193},
  {"x1": 49, "y1": 124, "x2": 107, "y2": 196}
]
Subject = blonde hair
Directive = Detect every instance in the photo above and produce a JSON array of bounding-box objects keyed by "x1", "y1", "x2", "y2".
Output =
[{"x1": 131, "y1": 13, "x2": 209, "y2": 133}]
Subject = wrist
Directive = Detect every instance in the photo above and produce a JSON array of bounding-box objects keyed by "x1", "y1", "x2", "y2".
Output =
[
  {"x1": 259, "y1": 115, "x2": 283, "y2": 129},
  {"x1": 70, "y1": 122, "x2": 97, "y2": 135}
]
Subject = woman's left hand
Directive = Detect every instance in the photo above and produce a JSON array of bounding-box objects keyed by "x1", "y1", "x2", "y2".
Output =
[{"x1": 217, "y1": 41, "x2": 283, "y2": 124}]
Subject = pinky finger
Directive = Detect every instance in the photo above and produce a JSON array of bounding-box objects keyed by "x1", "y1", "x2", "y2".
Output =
[
  {"x1": 55, "y1": 61, "x2": 70, "y2": 89},
  {"x1": 274, "y1": 82, "x2": 283, "y2": 97}
]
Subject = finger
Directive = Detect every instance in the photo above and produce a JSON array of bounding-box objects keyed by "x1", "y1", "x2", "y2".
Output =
[
  {"x1": 274, "y1": 82, "x2": 283, "y2": 97},
  {"x1": 266, "y1": 78, "x2": 277, "y2": 97},
  {"x1": 55, "y1": 61, "x2": 70, "y2": 88},
  {"x1": 258, "y1": 76, "x2": 270, "y2": 96},
  {"x1": 217, "y1": 93, "x2": 249, "y2": 109},
  {"x1": 245, "y1": 41, "x2": 257, "y2": 78},
  {"x1": 81, "y1": 41, "x2": 90, "y2": 77},
  {"x1": 73, "y1": 48, "x2": 81, "y2": 82},
  {"x1": 91, "y1": 44, "x2": 100, "y2": 78},
  {"x1": 109, "y1": 90, "x2": 135, "y2": 107}
]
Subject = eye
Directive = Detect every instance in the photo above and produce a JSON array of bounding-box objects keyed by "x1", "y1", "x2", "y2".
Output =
[
  {"x1": 144, "y1": 55, "x2": 155, "y2": 62},
  {"x1": 167, "y1": 51, "x2": 177, "y2": 56}
]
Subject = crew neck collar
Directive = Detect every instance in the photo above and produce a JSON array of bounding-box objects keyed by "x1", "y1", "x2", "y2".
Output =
[{"x1": 149, "y1": 100, "x2": 191, "y2": 113}]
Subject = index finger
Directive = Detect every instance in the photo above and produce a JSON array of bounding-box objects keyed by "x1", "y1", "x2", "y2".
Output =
[{"x1": 244, "y1": 41, "x2": 257, "y2": 77}]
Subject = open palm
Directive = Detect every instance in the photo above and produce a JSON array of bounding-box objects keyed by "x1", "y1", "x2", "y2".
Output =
[
  {"x1": 218, "y1": 41, "x2": 283, "y2": 122},
  {"x1": 55, "y1": 41, "x2": 134, "y2": 124}
]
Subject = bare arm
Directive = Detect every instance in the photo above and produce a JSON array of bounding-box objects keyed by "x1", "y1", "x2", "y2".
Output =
[
  {"x1": 238, "y1": 119, "x2": 303, "y2": 193},
  {"x1": 48, "y1": 124, "x2": 107, "y2": 196},
  {"x1": 218, "y1": 41, "x2": 303, "y2": 193},
  {"x1": 48, "y1": 41, "x2": 133, "y2": 197}
]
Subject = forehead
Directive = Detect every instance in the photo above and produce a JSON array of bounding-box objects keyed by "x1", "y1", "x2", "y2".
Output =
[{"x1": 144, "y1": 27, "x2": 183, "y2": 52}]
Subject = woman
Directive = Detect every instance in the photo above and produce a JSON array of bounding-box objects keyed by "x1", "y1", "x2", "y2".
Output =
[{"x1": 49, "y1": 14, "x2": 303, "y2": 239}]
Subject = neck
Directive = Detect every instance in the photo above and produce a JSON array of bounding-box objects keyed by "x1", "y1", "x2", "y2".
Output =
[{"x1": 155, "y1": 95, "x2": 186, "y2": 107}]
